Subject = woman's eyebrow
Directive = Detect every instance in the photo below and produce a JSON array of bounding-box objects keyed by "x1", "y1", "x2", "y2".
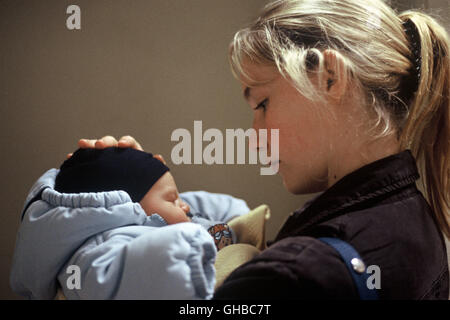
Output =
[{"x1": 243, "y1": 80, "x2": 273, "y2": 101}]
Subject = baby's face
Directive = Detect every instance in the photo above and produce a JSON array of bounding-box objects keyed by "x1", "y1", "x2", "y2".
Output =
[{"x1": 139, "y1": 171, "x2": 191, "y2": 224}]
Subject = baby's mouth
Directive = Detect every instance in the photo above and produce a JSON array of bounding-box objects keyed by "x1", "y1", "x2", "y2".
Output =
[{"x1": 186, "y1": 211, "x2": 193, "y2": 218}]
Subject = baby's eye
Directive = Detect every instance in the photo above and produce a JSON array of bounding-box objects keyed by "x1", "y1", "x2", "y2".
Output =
[{"x1": 166, "y1": 190, "x2": 178, "y2": 203}]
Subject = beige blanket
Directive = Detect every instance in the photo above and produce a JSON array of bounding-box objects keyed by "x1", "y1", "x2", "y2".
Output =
[{"x1": 214, "y1": 204, "x2": 271, "y2": 289}]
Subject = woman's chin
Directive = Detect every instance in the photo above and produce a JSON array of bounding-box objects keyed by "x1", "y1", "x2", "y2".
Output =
[{"x1": 281, "y1": 176, "x2": 302, "y2": 194}]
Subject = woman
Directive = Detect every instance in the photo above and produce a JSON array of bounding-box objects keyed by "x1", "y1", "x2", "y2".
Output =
[{"x1": 37, "y1": 0, "x2": 450, "y2": 299}]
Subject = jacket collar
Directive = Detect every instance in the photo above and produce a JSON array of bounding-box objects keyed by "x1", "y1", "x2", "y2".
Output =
[{"x1": 274, "y1": 150, "x2": 420, "y2": 242}]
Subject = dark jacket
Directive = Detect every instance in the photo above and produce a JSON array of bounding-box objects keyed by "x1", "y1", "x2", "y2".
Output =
[{"x1": 214, "y1": 150, "x2": 449, "y2": 299}]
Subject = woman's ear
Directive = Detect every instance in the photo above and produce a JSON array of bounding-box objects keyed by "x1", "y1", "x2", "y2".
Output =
[{"x1": 322, "y1": 49, "x2": 348, "y2": 102}]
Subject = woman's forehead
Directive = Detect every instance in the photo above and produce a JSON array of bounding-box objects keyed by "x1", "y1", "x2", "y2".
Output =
[{"x1": 239, "y1": 60, "x2": 279, "y2": 88}]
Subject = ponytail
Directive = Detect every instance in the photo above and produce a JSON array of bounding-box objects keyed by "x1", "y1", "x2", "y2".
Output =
[{"x1": 398, "y1": 12, "x2": 450, "y2": 237}]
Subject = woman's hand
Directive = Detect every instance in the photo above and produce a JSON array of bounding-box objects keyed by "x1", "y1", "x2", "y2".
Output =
[{"x1": 66, "y1": 135, "x2": 144, "y2": 159}]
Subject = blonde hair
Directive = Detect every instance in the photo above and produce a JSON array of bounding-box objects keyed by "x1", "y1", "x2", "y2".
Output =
[{"x1": 229, "y1": 0, "x2": 450, "y2": 236}]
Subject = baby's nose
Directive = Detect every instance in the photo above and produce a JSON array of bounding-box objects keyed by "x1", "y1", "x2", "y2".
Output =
[
  {"x1": 176, "y1": 199, "x2": 190, "y2": 213},
  {"x1": 180, "y1": 201, "x2": 190, "y2": 213}
]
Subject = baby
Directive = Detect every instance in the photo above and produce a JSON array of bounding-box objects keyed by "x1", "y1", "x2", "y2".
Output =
[{"x1": 54, "y1": 147, "x2": 234, "y2": 250}]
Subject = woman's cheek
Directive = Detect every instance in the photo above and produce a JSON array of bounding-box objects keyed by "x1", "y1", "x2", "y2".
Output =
[{"x1": 280, "y1": 123, "x2": 308, "y2": 151}]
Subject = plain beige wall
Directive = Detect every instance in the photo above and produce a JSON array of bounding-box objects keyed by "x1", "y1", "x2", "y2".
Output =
[
  {"x1": 0, "y1": 0, "x2": 448, "y2": 299},
  {"x1": 0, "y1": 0, "x2": 307, "y2": 299},
  {"x1": 392, "y1": 0, "x2": 449, "y2": 29}
]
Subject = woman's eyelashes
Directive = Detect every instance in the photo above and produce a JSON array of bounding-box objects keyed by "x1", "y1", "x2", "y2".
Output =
[{"x1": 254, "y1": 98, "x2": 268, "y2": 111}]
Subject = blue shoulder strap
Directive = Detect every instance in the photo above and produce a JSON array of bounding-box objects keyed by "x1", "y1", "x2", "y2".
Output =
[{"x1": 318, "y1": 237, "x2": 378, "y2": 300}]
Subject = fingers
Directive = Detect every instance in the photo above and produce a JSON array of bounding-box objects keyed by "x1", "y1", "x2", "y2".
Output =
[
  {"x1": 95, "y1": 136, "x2": 118, "y2": 149},
  {"x1": 78, "y1": 139, "x2": 97, "y2": 149},
  {"x1": 118, "y1": 135, "x2": 143, "y2": 151},
  {"x1": 153, "y1": 154, "x2": 167, "y2": 165},
  {"x1": 78, "y1": 136, "x2": 118, "y2": 150},
  {"x1": 74, "y1": 136, "x2": 143, "y2": 159}
]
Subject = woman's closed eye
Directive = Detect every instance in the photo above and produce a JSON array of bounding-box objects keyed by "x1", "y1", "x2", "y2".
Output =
[{"x1": 254, "y1": 98, "x2": 268, "y2": 111}]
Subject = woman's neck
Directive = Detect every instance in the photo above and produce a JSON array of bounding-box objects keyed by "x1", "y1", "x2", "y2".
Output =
[{"x1": 327, "y1": 133, "x2": 401, "y2": 188}]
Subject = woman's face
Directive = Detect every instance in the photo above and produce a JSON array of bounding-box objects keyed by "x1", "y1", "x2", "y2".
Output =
[{"x1": 242, "y1": 62, "x2": 336, "y2": 194}]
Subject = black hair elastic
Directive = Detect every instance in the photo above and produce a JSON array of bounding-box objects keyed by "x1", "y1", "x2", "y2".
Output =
[{"x1": 398, "y1": 19, "x2": 422, "y2": 104}]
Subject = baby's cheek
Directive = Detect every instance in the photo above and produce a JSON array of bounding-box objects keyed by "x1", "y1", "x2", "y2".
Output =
[
  {"x1": 138, "y1": 200, "x2": 153, "y2": 216},
  {"x1": 178, "y1": 211, "x2": 191, "y2": 223}
]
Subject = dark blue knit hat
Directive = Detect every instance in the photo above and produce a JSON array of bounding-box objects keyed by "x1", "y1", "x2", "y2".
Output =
[{"x1": 55, "y1": 147, "x2": 170, "y2": 202}]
